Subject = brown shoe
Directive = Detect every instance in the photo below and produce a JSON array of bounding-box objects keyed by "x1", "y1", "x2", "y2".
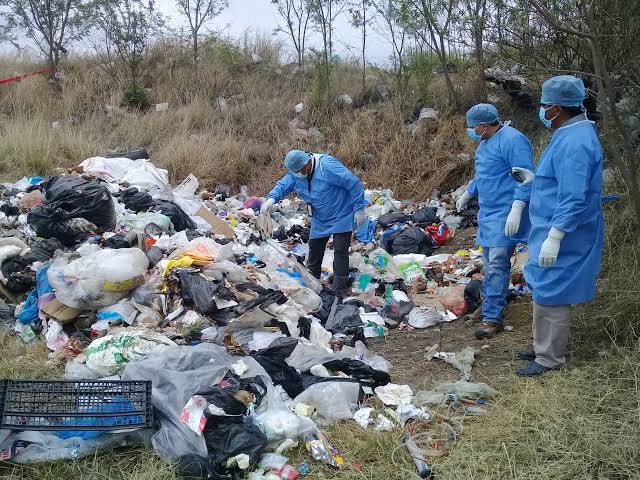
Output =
[{"x1": 474, "y1": 322, "x2": 504, "y2": 339}]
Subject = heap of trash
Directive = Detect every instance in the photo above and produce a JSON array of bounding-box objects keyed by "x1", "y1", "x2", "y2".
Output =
[{"x1": 0, "y1": 150, "x2": 526, "y2": 478}]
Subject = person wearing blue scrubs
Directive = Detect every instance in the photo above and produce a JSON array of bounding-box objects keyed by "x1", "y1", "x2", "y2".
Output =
[
  {"x1": 513, "y1": 75, "x2": 604, "y2": 376},
  {"x1": 261, "y1": 150, "x2": 366, "y2": 293},
  {"x1": 457, "y1": 104, "x2": 535, "y2": 339}
]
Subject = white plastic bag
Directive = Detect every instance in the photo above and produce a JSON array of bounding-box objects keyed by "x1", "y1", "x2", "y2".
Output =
[
  {"x1": 255, "y1": 387, "x2": 317, "y2": 442},
  {"x1": 374, "y1": 383, "x2": 413, "y2": 405},
  {"x1": 294, "y1": 381, "x2": 360, "y2": 423},
  {"x1": 48, "y1": 248, "x2": 149, "y2": 309},
  {"x1": 407, "y1": 307, "x2": 443, "y2": 329}
]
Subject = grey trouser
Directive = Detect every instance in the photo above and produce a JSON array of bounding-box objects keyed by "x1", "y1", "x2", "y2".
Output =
[
  {"x1": 533, "y1": 302, "x2": 571, "y2": 369},
  {"x1": 306, "y1": 231, "x2": 351, "y2": 291}
]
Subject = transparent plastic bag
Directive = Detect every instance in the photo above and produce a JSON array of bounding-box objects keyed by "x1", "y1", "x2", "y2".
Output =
[
  {"x1": 294, "y1": 381, "x2": 360, "y2": 423},
  {"x1": 48, "y1": 248, "x2": 149, "y2": 309},
  {"x1": 254, "y1": 386, "x2": 317, "y2": 442}
]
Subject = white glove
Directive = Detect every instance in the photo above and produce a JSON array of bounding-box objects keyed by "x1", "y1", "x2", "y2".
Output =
[
  {"x1": 260, "y1": 198, "x2": 275, "y2": 215},
  {"x1": 539, "y1": 227, "x2": 565, "y2": 267},
  {"x1": 511, "y1": 167, "x2": 535, "y2": 185},
  {"x1": 505, "y1": 200, "x2": 526, "y2": 237},
  {"x1": 456, "y1": 191, "x2": 472, "y2": 212},
  {"x1": 354, "y1": 210, "x2": 365, "y2": 228}
]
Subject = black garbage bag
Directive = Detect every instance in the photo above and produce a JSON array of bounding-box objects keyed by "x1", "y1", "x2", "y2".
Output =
[
  {"x1": 119, "y1": 188, "x2": 155, "y2": 212},
  {"x1": 176, "y1": 455, "x2": 209, "y2": 479},
  {"x1": 203, "y1": 418, "x2": 267, "y2": 479},
  {"x1": 464, "y1": 279, "x2": 483, "y2": 312},
  {"x1": 102, "y1": 233, "x2": 131, "y2": 249},
  {"x1": 378, "y1": 211, "x2": 410, "y2": 228},
  {"x1": 412, "y1": 207, "x2": 439, "y2": 226},
  {"x1": 252, "y1": 338, "x2": 303, "y2": 398},
  {"x1": 1, "y1": 238, "x2": 64, "y2": 293},
  {"x1": 178, "y1": 271, "x2": 221, "y2": 315},
  {"x1": 214, "y1": 184, "x2": 230, "y2": 200},
  {"x1": 28, "y1": 176, "x2": 115, "y2": 244},
  {"x1": 151, "y1": 200, "x2": 197, "y2": 231},
  {"x1": 272, "y1": 226, "x2": 287, "y2": 241},
  {"x1": 383, "y1": 226, "x2": 433, "y2": 256},
  {"x1": 316, "y1": 288, "x2": 339, "y2": 324},
  {"x1": 286, "y1": 224, "x2": 310, "y2": 243},
  {"x1": 199, "y1": 375, "x2": 267, "y2": 416},
  {"x1": 234, "y1": 290, "x2": 287, "y2": 316},
  {"x1": 0, "y1": 204, "x2": 19, "y2": 217},
  {"x1": 325, "y1": 303, "x2": 362, "y2": 334},
  {"x1": 104, "y1": 147, "x2": 149, "y2": 160},
  {"x1": 383, "y1": 300, "x2": 415, "y2": 320},
  {"x1": 323, "y1": 359, "x2": 391, "y2": 387}
]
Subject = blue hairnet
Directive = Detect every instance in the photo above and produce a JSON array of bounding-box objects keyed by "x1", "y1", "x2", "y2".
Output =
[
  {"x1": 540, "y1": 75, "x2": 585, "y2": 107},
  {"x1": 284, "y1": 150, "x2": 310, "y2": 172},
  {"x1": 466, "y1": 104, "x2": 500, "y2": 127}
]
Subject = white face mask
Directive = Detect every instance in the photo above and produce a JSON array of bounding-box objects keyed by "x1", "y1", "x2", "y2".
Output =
[{"x1": 294, "y1": 171, "x2": 306, "y2": 178}]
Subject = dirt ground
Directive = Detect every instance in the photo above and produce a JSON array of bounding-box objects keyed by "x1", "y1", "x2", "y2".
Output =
[{"x1": 367, "y1": 226, "x2": 534, "y2": 393}]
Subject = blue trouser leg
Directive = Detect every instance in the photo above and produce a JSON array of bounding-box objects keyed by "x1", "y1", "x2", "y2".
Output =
[{"x1": 481, "y1": 246, "x2": 515, "y2": 325}]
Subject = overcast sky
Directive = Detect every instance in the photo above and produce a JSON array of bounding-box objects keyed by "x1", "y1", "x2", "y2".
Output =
[{"x1": 156, "y1": 0, "x2": 394, "y2": 64}]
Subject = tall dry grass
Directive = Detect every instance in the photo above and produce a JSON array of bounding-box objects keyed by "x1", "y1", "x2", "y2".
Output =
[{"x1": 0, "y1": 36, "x2": 477, "y2": 200}]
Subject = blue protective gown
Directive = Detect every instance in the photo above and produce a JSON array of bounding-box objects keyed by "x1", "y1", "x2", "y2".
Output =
[
  {"x1": 525, "y1": 119, "x2": 604, "y2": 305},
  {"x1": 467, "y1": 125, "x2": 535, "y2": 247},
  {"x1": 267, "y1": 154, "x2": 365, "y2": 240}
]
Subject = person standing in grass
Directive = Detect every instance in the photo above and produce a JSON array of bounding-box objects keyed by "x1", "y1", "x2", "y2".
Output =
[
  {"x1": 457, "y1": 104, "x2": 535, "y2": 340},
  {"x1": 513, "y1": 75, "x2": 604, "y2": 377},
  {"x1": 260, "y1": 150, "x2": 366, "y2": 295}
]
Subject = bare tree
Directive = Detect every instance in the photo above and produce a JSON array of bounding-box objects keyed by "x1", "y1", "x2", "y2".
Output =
[
  {"x1": 0, "y1": 0, "x2": 88, "y2": 75},
  {"x1": 399, "y1": 0, "x2": 459, "y2": 107},
  {"x1": 372, "y1": 0, "x2": 410, "y2": 103},
  {"x1": 175, "y1": 0, "x2": 227, "y2": 66},
  {"x1": 460, "y1": 0, "x2": 487, "y2": 100},
  {"x1": 349, "y1": 0, "x2": 371, "y2": 91},
  {"x1": 308, "y1": 0, "x2": 348, "y2": 66},
  {"x1": 527, "y1": 0, "x2": 640, "y2": 224},
  {"x1": 271, "y1": 0, "x2": 310, "y2": 66}
]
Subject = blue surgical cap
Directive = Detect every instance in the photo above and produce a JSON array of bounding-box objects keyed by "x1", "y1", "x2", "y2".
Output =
[
  {"x1": 541, "y1": 75, "x2": 585, "y2": 107},
  {"x1": 466, "y1": 104, "x2": 500, "y2": 127},
  {"x1": 284, "y1": 150, "x2": 310, "y2": 172}
]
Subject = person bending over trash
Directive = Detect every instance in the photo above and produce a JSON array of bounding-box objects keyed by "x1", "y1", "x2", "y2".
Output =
[
  {"x1": 457, "y1": 103, "x2": 535, "y2": 340},
  {"x1": 261, "y1": 150, "x2": 366, "y2": 294},
  {"x1": 512, "y1": 75, "x2": 604, "y2": 377}
]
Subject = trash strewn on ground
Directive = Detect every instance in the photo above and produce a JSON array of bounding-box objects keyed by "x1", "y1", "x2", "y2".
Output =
[{"x1": 0, "y1": 153, "x2": 527, "y2": 477}]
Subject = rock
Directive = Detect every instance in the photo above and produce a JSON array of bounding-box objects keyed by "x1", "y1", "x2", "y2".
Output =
[
  {"x1": 294, "y1": 103, "x2": 304, "y2": 114},
  {"x1": 602, "y1": 167, "x2": 617, "y2": 185},
  {"x1": 51, "y1": 121, "x2": 61, "y2": 129},
  {"x1": 154, "y1": 102, "x2": 169, "y2": 112},
  {"x1": 289, "y1": 117, "x2": 305, "y2": 130},
  {"x1": 504, "y1": 325, "x2": 514, "y2": 332},
  {"x1": 336, "y1": 94, "x2": 353, "y2": 108}
]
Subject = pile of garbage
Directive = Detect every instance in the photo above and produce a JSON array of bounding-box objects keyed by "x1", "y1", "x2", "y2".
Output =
[{"x1": 0, "y1": 151, "x2": 524, "y2": 477}]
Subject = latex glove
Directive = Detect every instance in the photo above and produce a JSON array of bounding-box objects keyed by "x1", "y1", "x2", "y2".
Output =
[
  {"x1": 505, "y1": 200, "x2": 526, "y2": 237},
  {"x1": 456, "y1": 191, "x2": 472, "y2": 212},
  {"x1": 511, "y1": 167, "x2": 535, "y2": 185},
  {"x1": 260, "y1": 198, "x2": 275, "y2": 215},
  {"x1": 354, "y1": 210, "x2": 365, "y2": 229},
  {"x1": 539, "y1": 227, "x2": 566, "y2": 267}
]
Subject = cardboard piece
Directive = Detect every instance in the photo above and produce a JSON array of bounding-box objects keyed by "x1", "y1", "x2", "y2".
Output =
[
  {"x1": 195, "y1": 207, "x2": 235, "y2": 239},
  {"x1": 42, "y1": 299, "x2": 81, "y2": 324}
]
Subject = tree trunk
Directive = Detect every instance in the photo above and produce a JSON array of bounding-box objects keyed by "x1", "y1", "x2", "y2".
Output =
[
  {"x1": 193, "y1": 32, "x2": 199, "y2": 67},
  {"x1": 474, "y1": 22, "x2": 486, "y2": 101},
  {"x1": 361, "y1": 1, "x2": 366, "y2": 92}
]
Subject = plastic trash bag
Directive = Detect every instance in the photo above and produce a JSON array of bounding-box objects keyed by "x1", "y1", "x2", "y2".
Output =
[
  {"x1": 255, "y1": 387, "x2": 317, "y2": 442},
  {"x1": 28, "y1": 176, "x2": 116, "y2": 245},
  {"x1": 378, "y1": 211, "x2": 409, "y2": 228},
  {"x1": 294, "y1": 381, "x2": 360, "y2": 423},
  {"x1": 354, "y1": 341, "x2": 390, "y2": 373},
  {"x1": 323, "y1": 359, "x2": 390, "y2": 387},
  {"x1": 252, "y1": 338, "x2": 304, "y2": 398},
  {"x1": 120, "y1": 187, "x2": 155, "y2": 212},
  {"x1": 120, "y1": 159, "x2": 170, "y2": 194},
  {"x1": 151, "y1": 200, "x2": 197, "y2": 231},
  {"x1": 464, "y1": 279, "x2": 483, "y2": 312},
  {"x1": 84, "y1": 328, "x2": 176, "y2": 376},
  {"x1": 122, "y1": 343, "x2": 272, "y2": 465},
  {"x1": 178, "y1": 271, "x2": 222, "y2": 316},
  {"x1": 383, "y1": 226, "x2": 433, "y2": 256},
  {"x1": 412, "y1": 207, "x2": 439, "y2": 226},
  {"x1": 426, "y1": 346, "x2": 476, "y2": 381},
  {"x1": 407, "y1": 307, "x2": 443, "y2": 329},
  {"x1": 285, "y1": 341, "x2": 352, "y2": 373},
  {"x1": 48, "y1": 248, "x2": 149, "y2": 309},
  {"x1": 125, "y1": 212, "x2": 172, "y2": 234},
  {"x1": 374, "y1": 383, "x2": 413, "y2": 405},
  {"x1": 325, "y1": 304, "x2": 362, "y2": 334}
]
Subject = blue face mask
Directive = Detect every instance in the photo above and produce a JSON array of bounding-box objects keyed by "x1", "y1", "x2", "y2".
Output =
[
  {"x1": 467, "y1": 127, "x2": 483, "y2": 142},
  {"x1": 539, "y1": 106, "x2": 556, "y2": 129}
]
